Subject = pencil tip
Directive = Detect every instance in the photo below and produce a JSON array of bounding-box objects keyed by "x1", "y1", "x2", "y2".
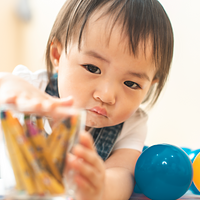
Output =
[
  {"x1": 24, "y1": 115, "x2": 30, "y2": 120},
  {"x1": 0, "y1": 111, "x2": 6, "y2": 119},
  {"x1": 62, "y1": 117, "x2": 71, "y2": 129}
]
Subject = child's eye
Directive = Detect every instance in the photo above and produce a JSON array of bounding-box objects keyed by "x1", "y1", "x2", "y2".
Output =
[
  {"x1": 124, "y1": 81, "x2": 141, "y2": 89},
  {"x1": 83, "y1": 64, "x2": 101, "y2": 74}
]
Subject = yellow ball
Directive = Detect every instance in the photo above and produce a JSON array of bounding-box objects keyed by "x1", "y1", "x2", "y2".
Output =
[{"x1": 193, "y1": 152, "x2": 200, "y2": 191}]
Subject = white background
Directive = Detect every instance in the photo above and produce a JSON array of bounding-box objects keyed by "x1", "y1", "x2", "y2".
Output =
[{"x1": 0, "y1": 0, "x2": 200, "y2": 149}]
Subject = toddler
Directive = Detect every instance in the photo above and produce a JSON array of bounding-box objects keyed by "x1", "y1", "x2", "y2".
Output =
[{"x1": 0, "y1": 0, "x2": 173, "y2": 199}]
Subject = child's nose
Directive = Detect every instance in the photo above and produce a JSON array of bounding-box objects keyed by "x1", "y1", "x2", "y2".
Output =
[{"x1": 93, "y1": 81, "x2": 116, "y2": 105}]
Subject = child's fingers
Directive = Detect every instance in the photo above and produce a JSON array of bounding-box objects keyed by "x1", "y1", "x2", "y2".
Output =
[
  {"x1": 64, "y1": 153, "x2": 76, "y2": 174},
  {"x1": 66, "y1": 132, "x2": 95, "y2": 173},
  {"x1": 78, "y1": 131, "x2": 95, "y2": 151},
  {"x1": 72, "y1": 157, "x2": 104, "y2": 190},
  {"x1": 44, "y1": 96, "x2": 74, "y2": 109},
  {"x1": 74, "y1": 172, "x2": 96, "y2": 194},
  {"x1": 40, "y1": 96, "x2": 73, "y2": 111},
  {"x1": 41, "y1": 98, "x2": 73, "y2": 113},
  {"x1": 0, "y1": 93, "x2": 17, "y2": 104},
  {"x1": 72, "y1": 144, "x2": 105, "y2": 173},
  {"x1": 13, "y1": 95, "x2": 74, "y2": 118},
  {"x1": 74, "y1": 173, "x2": 95, "y2": 194},
  {"x1": 71, "y1": 138, "x2": 105, "y2": 189},
  {"x1": 64, "y1": 154, "x2": 102, "y2": 194},
  {"x1": 15, "y1": 96, "x2": 42, "y2": 112},
  {"x1": 58, "y1": 96, "x2": 74, "y2": 105}
]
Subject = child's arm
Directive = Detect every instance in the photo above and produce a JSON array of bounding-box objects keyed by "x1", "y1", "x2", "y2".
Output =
[
  {"x1": 0, "y1": 73, "x2": 73, "y2": 117},
  {"x1": 104, "y1": 148, "x2": 140, "y2": 199},
  {"x1": 70, "y1": 132, "x2": 140, "y2": 200}
]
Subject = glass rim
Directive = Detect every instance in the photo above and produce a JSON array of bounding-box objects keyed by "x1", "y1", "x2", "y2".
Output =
[{"x1": 0, "y1": 104, "x2": 86, "y2": 117}]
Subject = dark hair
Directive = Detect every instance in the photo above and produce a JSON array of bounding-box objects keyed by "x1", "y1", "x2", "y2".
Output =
[{"x1": 45, "y1": 0, "x2": 174, "y2": 107}]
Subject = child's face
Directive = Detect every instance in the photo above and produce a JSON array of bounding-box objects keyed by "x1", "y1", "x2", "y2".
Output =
[{"x1": 53, "y1": 14, "x2": 157, "y2": 128}]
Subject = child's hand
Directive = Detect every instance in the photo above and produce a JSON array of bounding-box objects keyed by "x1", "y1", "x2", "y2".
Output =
[
  {"x1": 0, "y1": 74, "x2": 73, "y2": 119},
  {"x1": 69, "y1": 132, "x2": 105, "y2": 200}
]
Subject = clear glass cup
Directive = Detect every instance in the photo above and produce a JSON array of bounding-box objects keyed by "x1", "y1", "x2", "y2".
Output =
[{"x1": 0, "y1": 104, "x2": 86, "y2": 200}]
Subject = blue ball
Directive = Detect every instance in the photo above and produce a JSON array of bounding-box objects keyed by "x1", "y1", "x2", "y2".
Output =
[
  {"x1": 142, "y1": 145, "x2": 149, "y2": 152},
  {"x1": 133, "y1": 145, "x2": 149, "y2": 194},
  {"x1": 135, "y1": 144, "x2": 193, "y2": 200},
  {"x1": 133, "y1": 183, "x2": 142, "y2": 194},
  {"x1": 181, "y1": 147, "x2": 192, "y2": 155},
  {"x1": 190, "y1": 182, "x2": 200, "y2": 195}
]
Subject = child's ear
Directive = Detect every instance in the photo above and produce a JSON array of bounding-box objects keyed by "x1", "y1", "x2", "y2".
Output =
[{"x1": 50, "y1": 37, "x2": 62, "y2": 73}]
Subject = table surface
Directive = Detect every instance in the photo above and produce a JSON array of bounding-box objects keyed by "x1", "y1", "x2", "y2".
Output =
[
  {"x1": 130, "y1": 193, "x2": 200, "y2": 200},
  {"x1": 1, "y1": 194, "x2": 200, "y2": 200}
]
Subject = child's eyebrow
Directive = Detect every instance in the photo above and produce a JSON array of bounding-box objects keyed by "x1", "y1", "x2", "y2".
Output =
[
  {"x1": 128, "y1": 71, "x2": 150, "y2": 82},
  {"x1": 83, "y1": 51, "x2": 110, "y2": 63},
  {"x1": 83, "y1": 50, "x2": 150, "y2": 81}
]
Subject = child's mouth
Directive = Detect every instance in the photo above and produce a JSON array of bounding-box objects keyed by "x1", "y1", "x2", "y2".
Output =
[{"x1": 89, "y1": 107, "x2": 108, "y2": 117}]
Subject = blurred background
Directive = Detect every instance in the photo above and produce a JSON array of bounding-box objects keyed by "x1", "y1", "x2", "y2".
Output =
[{"x1": 0, "y1": 0, "x2": 200, "y2": 149}]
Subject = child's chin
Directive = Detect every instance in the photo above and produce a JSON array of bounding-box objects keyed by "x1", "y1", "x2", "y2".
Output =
[{"x1": 85, "y1": 119, "x2": 107, "y2": 129}]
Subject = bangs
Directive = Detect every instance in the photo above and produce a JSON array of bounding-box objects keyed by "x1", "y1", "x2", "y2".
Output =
[{"x1": 64, "y1": 0, "x2": 173, "y2": 71}]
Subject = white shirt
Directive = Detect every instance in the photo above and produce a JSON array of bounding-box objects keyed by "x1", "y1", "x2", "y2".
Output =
[{"x1": 12, "y1": 65, "x2": 148, "y2": 152}]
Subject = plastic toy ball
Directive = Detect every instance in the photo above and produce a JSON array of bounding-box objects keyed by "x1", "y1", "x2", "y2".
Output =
[
  {"x1": 193, "y1": 152, "x2": 200, "y2": 192},
  {"x1": 142, "y1": 145, "x2": 149, "y2": 152},
  {"x1": 135, "y1": 144, "x2": 193, "y2": 200},
  {"x1": 190, "y1": 182, "x2": 200, "y2": 195},
  {"x1": 188, "y1": 149, "x2": 200, "y2": 194},
  {"x1": 134, "y1": 145, "x2": 149, "y2": 194},
  {"x1": 181, "y1": 147, "x2": 192, "y2": 155}
]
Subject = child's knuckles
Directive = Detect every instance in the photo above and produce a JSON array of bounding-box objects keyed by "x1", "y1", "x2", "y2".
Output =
[
  {"x1": 20, "y1": 91, "x2": 30, "y2": 98},
  {"x1": 0, "y1": 97, "x2": 13, "y2": 104},
  {"x1": 2, "y1": 93, "x2": 17, "y2": 103},
  {"x1": 42, "y1": 100, "x2": 55, "y2": 110},
  {"x1": 72, "y1": 144, "x2": 82, "y2": 155},
  {"x1": 32, "y1": 99, "x2": 42, "y2": 108},
  {"x1": 91, "y1": 152, "x2": 104, "y2": 165},
  {"x1": 91, "y1": 154, "x2": 100, "y2": 165},
  {"x1": 75, "y1": 175, "x2": 94, "y2": 193},
  {"x1": 76, "y1": 160, "x2": 98, "y2": 180},
  {"x1": 85, "y1": 167, "x2": 97, "y2": 179},
  {"x1": 81, "y1": 183, "x2": 95, "y2": 195}
]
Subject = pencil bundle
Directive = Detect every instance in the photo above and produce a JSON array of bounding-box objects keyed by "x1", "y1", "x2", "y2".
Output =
[{"x1": 0, "y1": 110, "x2": 79, "y2": 197}]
